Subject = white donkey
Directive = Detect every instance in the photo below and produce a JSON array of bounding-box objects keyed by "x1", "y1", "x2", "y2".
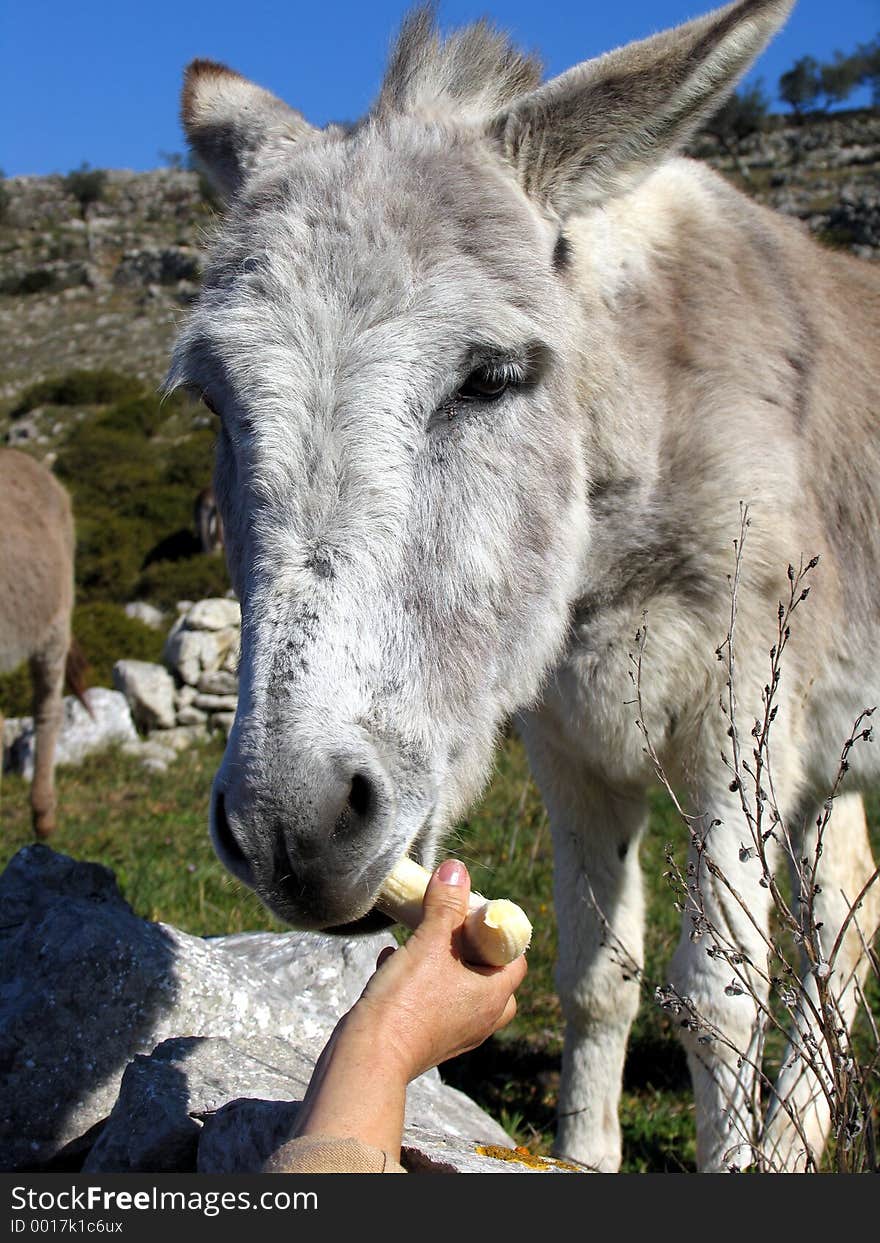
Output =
[{"x1": 170, "y1": 0, "x2": 880, "y2": 1171}]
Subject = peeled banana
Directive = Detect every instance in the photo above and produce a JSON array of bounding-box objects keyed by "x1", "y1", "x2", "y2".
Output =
[{"x1": 376, "y1": 855, "x2": 532, "y2": 967}]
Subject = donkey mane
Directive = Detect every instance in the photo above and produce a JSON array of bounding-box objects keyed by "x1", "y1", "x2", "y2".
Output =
[{"x1": 372, "y1": 4, "x2": 543, "y2": 121}]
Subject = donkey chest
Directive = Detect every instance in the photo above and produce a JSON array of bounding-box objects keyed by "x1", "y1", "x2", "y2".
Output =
[{"x1": 532, "y1": 572, "x2": 718, "y2": 791}]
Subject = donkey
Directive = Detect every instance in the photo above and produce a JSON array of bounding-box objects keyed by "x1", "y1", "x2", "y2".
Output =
[
  {"x1": 170, "y1": 0, "x2": 880, "y2": 1171},
  {"x1": 0, "y1": 449, "x2": 87, "y2": 837}
]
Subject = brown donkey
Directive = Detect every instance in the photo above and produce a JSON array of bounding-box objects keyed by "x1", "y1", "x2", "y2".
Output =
[{"x1": 0, "y1": 449, "x2": 85, "y2": 837}]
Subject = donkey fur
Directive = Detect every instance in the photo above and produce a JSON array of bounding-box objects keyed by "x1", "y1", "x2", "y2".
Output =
[
  {"x1": 0, "y1": 449, "x2": 79, "y2": 837},
  {"x1": 170, "y1": 0, "x2": 880, "y2": 1171}
]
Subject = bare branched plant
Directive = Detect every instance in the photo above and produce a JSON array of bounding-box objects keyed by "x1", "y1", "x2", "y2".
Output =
[{"x1": 621, "y1": 506, "x2": 880, "y2": 1171}]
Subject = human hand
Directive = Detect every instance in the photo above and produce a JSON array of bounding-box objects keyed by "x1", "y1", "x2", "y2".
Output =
[
  {"x1": 287, "y1": 859, "x2": 527, "y2": 1158},
  {"x1": 345, "y1": 858, "x2": 528, "y2": 1083}
]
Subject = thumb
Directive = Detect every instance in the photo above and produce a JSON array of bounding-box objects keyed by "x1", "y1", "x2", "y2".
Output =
[{"x1": 418, "y1": 858, "x2": 471, "y2": 934}]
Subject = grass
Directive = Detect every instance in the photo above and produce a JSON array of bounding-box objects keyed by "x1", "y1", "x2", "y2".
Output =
[{"x1": 0, "y1": 729, "x2": 876, "y2": 1172}]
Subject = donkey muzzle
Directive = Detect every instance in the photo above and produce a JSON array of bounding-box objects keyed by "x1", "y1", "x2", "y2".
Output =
[{"x1": 210, "y1": 738, "x2": 413, "y2": 929}]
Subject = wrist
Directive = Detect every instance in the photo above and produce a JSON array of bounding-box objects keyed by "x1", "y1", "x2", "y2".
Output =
[{"x1": 337, "y1": 1000, "x2": 418, "y2": 1084}]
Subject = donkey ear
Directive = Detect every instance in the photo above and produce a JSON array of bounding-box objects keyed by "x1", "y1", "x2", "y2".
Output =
[
  {"x1": 487, "y1": 0, "x2": 794, "y2": 216},
  {"x1": 182, "y1": 60, "x2": 318, "y2": 199}
]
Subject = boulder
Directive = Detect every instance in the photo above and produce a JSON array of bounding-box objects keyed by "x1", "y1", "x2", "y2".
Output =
[
  {"x1": 0, "y1": 846, "x2": 522, "y2": 1174},
  {"x1": 113, "y1": 659, "x2": 177, "y2": 731},
  {"x1": 5, "y1": 688, "x2": 137, "y2": 779},
  {"x1": 83, "y1": 1036, "x2": 314, "y2": 1173}
]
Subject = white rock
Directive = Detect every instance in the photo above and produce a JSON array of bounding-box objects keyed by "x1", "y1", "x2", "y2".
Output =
[
  {"x1": 193, "y1": 693, "x2": 238, "y2": 712},
  {"x1": 197, "y1": 670, "x2": 238, "y2": 696},
  {"x1": 113, "y1": 660, "x2": 177, "y2": 731},
  {"x1": 174, "y1": 684, "x2": 197, "y2": 709},
  {"x1": 163, "y1": 629, "x2": 213, "y2": 686},
  {"x1": 123, "y1": 601, "x2": 166, "y2": 630},
  {"x1": 7, "y1": 689, "x2": 137, "y2": 780},
  {"x1": 184, "y1": 598, "x2": 241, "y2": 631},
  {"x1": 176, "y1": 705, "x2": 208, "y2": 726}
]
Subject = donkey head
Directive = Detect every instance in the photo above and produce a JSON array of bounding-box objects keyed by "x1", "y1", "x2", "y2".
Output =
[{"x1": 169, "y1": 1, "x2": 793, "y2": 930}]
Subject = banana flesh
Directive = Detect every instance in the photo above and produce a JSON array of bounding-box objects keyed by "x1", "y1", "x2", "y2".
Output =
[{"x1": 376, "y1": 856, "x2": 532, "y2": 967}]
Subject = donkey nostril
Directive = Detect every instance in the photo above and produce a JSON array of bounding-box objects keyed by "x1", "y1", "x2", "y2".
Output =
[
  {"x1": 347, "y1": 772, "x2": 373, "y2": 818},
  {"x1": 213, "y1": 790, "x2": 250, "y2": 875}
]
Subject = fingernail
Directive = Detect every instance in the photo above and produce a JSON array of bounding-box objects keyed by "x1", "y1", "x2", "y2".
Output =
[{"x1": 436, "y1": 859, "x2": 466, "y2": 886}]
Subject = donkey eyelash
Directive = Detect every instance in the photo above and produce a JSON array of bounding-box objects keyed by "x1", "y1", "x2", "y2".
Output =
[{"x1": 436, "y1": 354, "x2": 534, "y2": 424}]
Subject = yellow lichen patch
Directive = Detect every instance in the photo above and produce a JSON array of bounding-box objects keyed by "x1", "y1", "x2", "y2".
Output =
[{"x1": 475, "y1": 1144, "x2": 586, "y2": 1173}]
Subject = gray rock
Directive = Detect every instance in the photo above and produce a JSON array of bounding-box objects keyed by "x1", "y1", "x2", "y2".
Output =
[
  {"x1": 163, "y1": 627, "x2": 237, "y2": 687},
  {"x1": 83, "y1": 1036, "x2": 315, "y2": 1173},
  {"x1": 150, "y1": 725, "x2": 205, "y2": 751},
  {"x1": 207, "y1": 929, "x2": 396, "y2": 1018},
  {"x1": 219, "y1": 639, "x2": 241, "y2": 675},
  {"x1": 197, "y1": 670, "x2": 238, "y2": 696},
  {"x1": 7, "y1": 688, "x2": 137, "y2": 779},
  {"x1": 198, "y1": 1100, "x2": 301, "y2": 1173},
  {"x1": 163, "y1": 628, "x2": 218, "y2": 687},
  {"x1": 193, "y1": 693, "x2": 238, "y2": 712},
  {"x1": 113, "y1": 659, "x2": 177, "y2": 731},
  {"x1": 0, "y1": 845, "x2": 391, "y2": 1169},
  {"x1": 113, "y1": 246, "x2": 201, "y2": 288},
  {"x1": 177, "y1": 705, "x2": 208, "y2": 726},
  {"x1": 197, "y1": 1106, "x2": 557, "y2": 1174}
]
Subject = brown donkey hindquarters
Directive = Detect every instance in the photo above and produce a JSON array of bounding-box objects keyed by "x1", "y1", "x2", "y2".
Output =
[{"x1": 0, "y1": 449, "x2": 78, "y2": 837}]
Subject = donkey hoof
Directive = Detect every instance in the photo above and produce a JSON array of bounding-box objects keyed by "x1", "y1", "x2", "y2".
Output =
[{"x1": 33, "y1": 813, "x2": 56, "y2": 839}]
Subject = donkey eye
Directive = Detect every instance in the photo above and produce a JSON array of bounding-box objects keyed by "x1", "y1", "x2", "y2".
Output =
[
  {"x1": 457, "y1": 365, "x2": 514, "y2": 403},
  {"x1": 201, "y1": 392, "x2": 221, "y2": 417}
]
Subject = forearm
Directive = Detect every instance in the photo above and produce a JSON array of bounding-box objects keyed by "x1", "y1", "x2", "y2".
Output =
[{"x1": 292, "y1": 1012, "x2": 408, "y2": 1159}]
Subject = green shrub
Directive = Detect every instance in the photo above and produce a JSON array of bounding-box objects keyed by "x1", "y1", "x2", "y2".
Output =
[
  {"x1": 160, "y1": 429, "x2": 216, "y2": 487},
  {"x1": 134, "y1": 556, "x2": 231, "y2": 611},
  {"x1": 98, "y1": 395, "x2": 168, "y2": 438},
  {"x1": 10, "y1": 371, "x2": 218, "y2": 609},
  {"x1": 63, "y1": 163, "x2": 107, "y2": 218},
  {"x1": 11, "y1": 370, "x2": 144, "y2": 417},
  {"x1": 73, "y1": 511, "x2": 156, "y2": 602},
  {"x1": 56, "y1": 426, "x2": 159, "y2": 516}
]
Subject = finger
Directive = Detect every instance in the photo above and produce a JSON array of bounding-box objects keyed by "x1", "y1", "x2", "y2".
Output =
[
  {"x1": 494, "y1": 994, "x2": 518, "y2": 1032},
  {"x1": 375, "y1": 945, "x2": 397, "y2": 970},
  {"x1": 418, "y1": 858, "x2": 472, "y2": 935}
]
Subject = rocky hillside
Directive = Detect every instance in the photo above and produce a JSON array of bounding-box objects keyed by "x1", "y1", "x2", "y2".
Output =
[{"x1": 0, "y1": 109, "x2": 877, "y2": 416}]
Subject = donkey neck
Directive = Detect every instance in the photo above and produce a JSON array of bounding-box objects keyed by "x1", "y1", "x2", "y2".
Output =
[{"x1": 563, "y1": 156, "x2": 815, "y2": 611}]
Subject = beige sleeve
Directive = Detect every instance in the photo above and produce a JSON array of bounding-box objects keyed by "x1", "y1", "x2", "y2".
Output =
[{"x1": 261, "y1": 1134, "x2": 407, "y2": 1174}]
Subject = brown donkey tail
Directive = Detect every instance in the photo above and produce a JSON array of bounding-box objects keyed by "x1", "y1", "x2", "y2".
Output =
[{"x1": 65, "y1": 638, "x2": 94, "y2": 717}]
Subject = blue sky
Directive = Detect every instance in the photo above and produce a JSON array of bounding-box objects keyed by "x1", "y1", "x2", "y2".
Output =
[{"x1": 2, "y1": 0, "x2": 877, "y2": 177}]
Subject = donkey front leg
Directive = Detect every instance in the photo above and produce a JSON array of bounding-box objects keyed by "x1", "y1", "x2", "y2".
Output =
[
  {"x1": 669, "y1": 793, "x2": 776, "y2": 1172},
  {"x1": 29, "y1": 631, "x2": 68, "y2": 838},
  {"x1": 542, "y1": 773, "x2": 648, "y2": 1171}
]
